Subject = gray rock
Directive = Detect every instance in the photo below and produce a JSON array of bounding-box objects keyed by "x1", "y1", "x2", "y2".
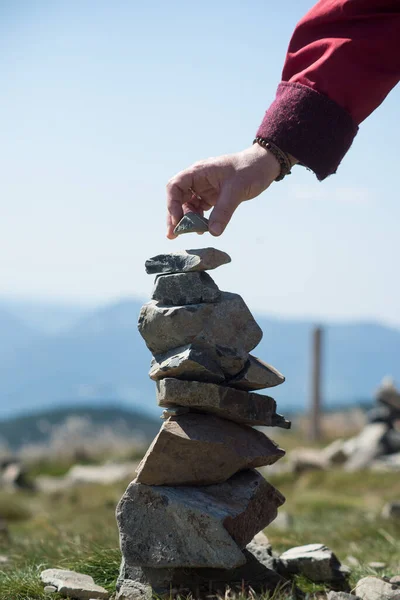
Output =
[
  {"x1": 213, "y1": 344, "x2": 249, "y2": 376},
  {"x1": 40, "y1": 569, "x2": 109, "y2": 599},
  {"x1": 44, "y1": 586, "x2": 57, "y2": 593},
  {"x1": 156, "y1": 378, "x2": 289, "y2": 427},
  {"x1": 356, "y1": 576, "x2": 400, "y2": 599},
  {"x1": 246, "y1": 535, "x2": 280, "y2": 573},
  {"x1": 1, "y1": 461, "x2": 33, "y2": 490},
  {"x1": 160, "y1": 407, "x2": 190, "y2": 419},
  {"x1": 368, "y1": 561, "x2": 386, "y2": 570},
  {"x1": 371, "y1": 452, "x2": 400, "y2": 471},
  {"x1": 327, "y1": 593, "x2": 360, "y2": 600},
  {"x1": 138, "y1": 292, "x2": 263, "y2": 356},
  {"x1": 280, "y1": 544, "x2": 349, "y2": 585},
  {"x1": 117, "y1": 469, "x2": 285, "y2": 569},
  {"x1": 322, "y1": 439, "x2": 348, "y2": 466},
  {"x1": 117, "y1": 579, "x2": 152, "y2": 600},
  {"x1": 135, "y1": 413, "x2": 285, "y2": 485},
  {"x1": 145, "y1": 248, "x2": 231, "y2": 275},
  {"x1": 150, "y1": 345, "x2": 225, "y2": 384},
  {"x1": 67, "y1": 463, "x2": 136, "y2": 485},
  {"x1": 382, "y1": 501, "x2": 400, "y2": 519},
  {"x1": 344, "y1": 423, "x2": 387, "y2": 471},
  {"x1": 0, "y1": 554, "x2": 9, "y2": 564},
  {"x1": 290, "y1": 449, "x2": 329, "y2": 474},
  {"x1": 229, "y1": 356, "x2": 285, "y2": 391},
  {"x1": 152, "y1": 271, "x2": 220, "y2": 306},
  {"x1": 119, "y1": 549, "x2": 294, "y2": 599},
  {"x1": 173, "y1": 212, "x2": 209, "y2": 235},
  {"x1": 390, "y1": 576, "x2": 400, "y2": 584}
]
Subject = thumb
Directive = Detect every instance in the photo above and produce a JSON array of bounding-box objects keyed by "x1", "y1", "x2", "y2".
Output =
[{"x1": 208, "y1": 184, "x2": 241, "y2": 236}]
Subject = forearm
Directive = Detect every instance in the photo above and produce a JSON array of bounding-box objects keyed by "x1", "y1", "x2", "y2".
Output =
[{"x1": 257, "y1": 0, "x2": 400, "y2": 180}]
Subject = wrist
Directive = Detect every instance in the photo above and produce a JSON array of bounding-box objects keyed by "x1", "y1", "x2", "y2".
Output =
[{"x1": 249, "y1": 142, "x2": 281, "y2": 180}]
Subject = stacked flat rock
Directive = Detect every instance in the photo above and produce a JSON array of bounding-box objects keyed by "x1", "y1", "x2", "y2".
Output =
[{"x1": 116, "y1": 247, "x2": 291, "y2": 599}]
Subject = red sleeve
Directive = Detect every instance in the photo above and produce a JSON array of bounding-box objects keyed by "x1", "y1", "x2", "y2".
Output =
[{"x1": 256, "y1": 0, "x2": 400, "y2": 180}]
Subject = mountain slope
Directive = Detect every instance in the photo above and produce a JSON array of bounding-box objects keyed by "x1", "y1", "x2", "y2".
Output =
[
  {"x1": 0, "y1": 307, "x2": 41, "y2": 362},
  {"x1": 0, "y1": 297, "x2": 399, "y2": 418}
]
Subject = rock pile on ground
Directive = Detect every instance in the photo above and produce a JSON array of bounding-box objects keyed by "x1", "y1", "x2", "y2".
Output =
[
  {"x1": 116, "y1": 247, "x2": 293, "y2": 598},
  {"x1": 291, "y1": 376, "x2": 400, "y2": 474}
]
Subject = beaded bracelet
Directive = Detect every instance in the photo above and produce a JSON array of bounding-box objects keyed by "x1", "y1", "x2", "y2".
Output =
[{"x1": 253, "y1": 137, "x2": 292, "y2": 182}]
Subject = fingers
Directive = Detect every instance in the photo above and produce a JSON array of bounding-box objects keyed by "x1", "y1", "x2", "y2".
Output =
[
  {"x1": 166, "y1": 169, "x2": 201, "y2": 238},
  {"x1": 208, "y1": 184, "x2": 241, "y2": 236}
]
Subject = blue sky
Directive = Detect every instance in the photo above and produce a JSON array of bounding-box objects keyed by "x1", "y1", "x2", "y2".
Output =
[{"x1": 1, "y1": 0, "x2": 399, "y2": 325}]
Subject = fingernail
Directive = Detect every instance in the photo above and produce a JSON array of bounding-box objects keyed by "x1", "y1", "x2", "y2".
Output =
[{"x1": 210, "y1": 222, "x2": 223, "y2": 236}]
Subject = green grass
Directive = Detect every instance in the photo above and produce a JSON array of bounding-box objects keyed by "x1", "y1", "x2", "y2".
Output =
[{"x1": 1, "y1": 469, "x2": 399, "y2": 600}]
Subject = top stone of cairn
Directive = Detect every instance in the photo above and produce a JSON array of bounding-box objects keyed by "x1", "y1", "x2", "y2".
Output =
[
  {"x1": 173, "y1": 212, "x2": 209, "y2": 236},
  {"x1": 145, "y1": 248, "x2": 231, "y2": 275}
]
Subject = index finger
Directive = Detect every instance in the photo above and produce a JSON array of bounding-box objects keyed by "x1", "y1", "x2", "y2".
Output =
[{"x1": 166, "y1": 169, "x2": 196, "y2": 239}]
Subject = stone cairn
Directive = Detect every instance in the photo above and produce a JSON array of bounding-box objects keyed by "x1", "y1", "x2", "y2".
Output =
[{"x1": 116, "y1": 245, "x2": 292, "y2": 599}]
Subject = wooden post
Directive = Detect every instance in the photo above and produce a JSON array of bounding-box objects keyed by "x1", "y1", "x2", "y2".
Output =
[{"x1": 310, "y1": 326, "x2": 323, "y2": 441}]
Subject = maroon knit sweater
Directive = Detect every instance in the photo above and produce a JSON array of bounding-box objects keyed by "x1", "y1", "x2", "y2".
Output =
[{"x1": 257, "y1": 0, "x2": 400, "y2": 180}]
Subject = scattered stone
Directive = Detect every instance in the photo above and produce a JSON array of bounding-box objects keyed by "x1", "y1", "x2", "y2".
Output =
[
  {"x1": 356, "y1": 576, "x2": 400, "y2": 599},
  {"x1": 327, "y1": 593, "x2": 360, "y2": 600},
  {"x1": 67, "y1": 463, "x2": 136, "y2": 485},
  {"x1": 156, "y1": 378, "x2": 289, "y2": 427},
  {"x1": 150, "y1": 345, "x2": 225, "y2": 384},
  {"x1": 135, "y1": 413, "x2": 284, "y2": 485},
  {"x1": 345, "y1": 556, "x2": 361, "y2": 568},
  {"x1": 382, "y1": 501, "x2": 400, "y2": 520},
  {"x1": 152, "y1": 271, "x2": 220, "y2": 305},
  {"x1": 44, "y1": 586, "x2": 57, "y2": 593},
  {"x1": 138, "y1": 291, "x2": 263, "y2": 355},
  {"x1": 40, "y1": 569, "x2": 109, "y2": 600},
  {"x1": 322, "y1": 439, "x2": 349, "y2": 465},
  {"x1": 173, "y1": 212, "x2": 209, "y2": 235},
  {"x1": 344, "y1": 423, "x2": 387, "y2": 471},
  {"x1": 145, "y1": 248, "x2": 231, "y2": 275},
  {"x1": 0, "y1": 555, "x2": 8, "y2": 564},
  {"x1": 368, "y1": 561, "x2": 386, "y2": 570},
  {"x1": 280, "y1": 544, "x2": 349, "y2": 586},
  {"x1": 246, "y1": 533, "x2": 279, "y2": 573},
  {"x1": 229, "y1": 355, "x2": 285, "y2": 391},
  {"x1": 290, "y1": 449, "x2": 329, "y2": 474},
  {"x1": 390, "y1": 576, "x2": 400, "y2": 584},
  {"x1": 118, "y1": 469, "x2": 284, "y2": 570},
  {"x1": 0, "y1": 460, "x2": 33, "y2": 490},
  {"x1": 371, "y1": 452, "x2": 400, "y2": 471},
  {"x1": 117, "y1": 578, "x2": 152, "y2": 600}
]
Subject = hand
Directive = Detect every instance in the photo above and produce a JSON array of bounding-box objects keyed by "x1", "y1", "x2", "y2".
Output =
[{"x1": 166, "y1": 143, "x2": 281, "y2": 238}]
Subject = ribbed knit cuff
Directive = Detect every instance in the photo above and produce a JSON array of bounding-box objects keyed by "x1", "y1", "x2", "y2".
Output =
[{"x1": 256, "y1": 82, "x2": 359, "y2": 180}]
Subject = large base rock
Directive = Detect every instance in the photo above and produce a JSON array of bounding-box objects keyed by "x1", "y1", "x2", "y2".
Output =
[
  {"x1": 145, "y1": 248, "x2": 231, "y2": 275},
  {"x1": 156, "y1": 378, "x2": 290, "y2": 428},
  {"x1": 135, "y1": 413, "x2": 285, "y2": 485},
  {"x1": 138, "y1": 292, "x2": 263, "y2": 355},
  {"x1": 117, "y1": 469, "x2": 285, "y2": 570},
  {"x1": 117, "y1": 549, "x2": 296, "y2": 599}
]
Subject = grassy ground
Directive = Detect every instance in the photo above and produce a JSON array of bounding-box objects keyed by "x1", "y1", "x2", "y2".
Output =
[{"x1": 1, "y1": 462, "x2": 399, "y2": 600}]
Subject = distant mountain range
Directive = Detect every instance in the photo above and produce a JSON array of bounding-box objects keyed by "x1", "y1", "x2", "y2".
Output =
[{"x1": 0, "y1": 296, "x2": 399, "y2": 420}]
